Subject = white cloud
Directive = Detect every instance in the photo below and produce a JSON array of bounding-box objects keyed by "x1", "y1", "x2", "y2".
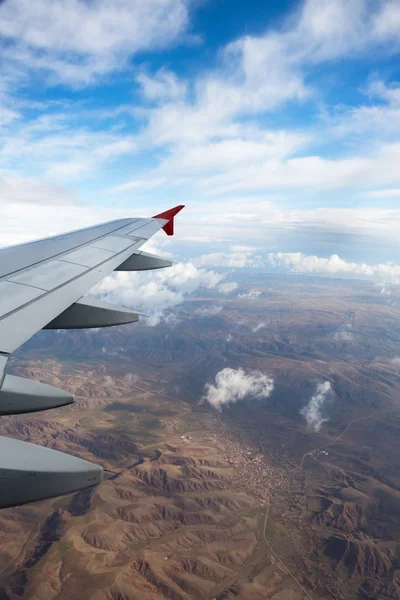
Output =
[
  {"x1": 390, "y1": 357, "x2": 400, "y2": 367},
  {"x1": 90, "y1": 262, "x2": 226, "y2": 326},
  {"x1": 217, "y1": 282, "x2": 238, "y2": 295},
  {"x1": 0, "y1": 116, "x2": 138, "y2": 181},
  {"x1": 0, "y1": 174, "x2": 78, "y2": 206},
  {"x1": 300, "y1": 381, "x2": 333, "y2": 432},
  {"x1": 265, "y1": 252, "x2": 400, "y2": 284},
  {"x1": 327, "y1": 79, "x2": 400, "y2": 143},
  {"x1": 193, "y1": 304, "x2": 224, "y2": 318},
  {"x1": 237, "y1": 290, "x2": 262, "y2": 299},
  {"x1": 334, "y1": 329, "x2": 354, "y2": 343},
  {"x1": 252, "y1": 322, "x2": 266, "y2": 333},
  {"x1": 111, "y1": 0, "x2": 400, "y2": 199},
  {"x1": 137, "y1": 68, "x2": 188, "y2": 102},
  {"x1": 0, "y1": 0, "x2": 191, "y2": 86},
  {"x1": 203, "y1": 367, "x2": 274, "y2": 412},
  {"x1": 194, "y1": 251, "x2": 263, "y2": 269},
  {"x1": 110, "y1": 177, "x2": 166, "y2": 193},
  {"x1": 363, "y1": 188, "x2": 400, "y2": 198},
  {"x1": 374, "y1": 282, "x2": 392, "y2": 296},
  {"x1": 138, "y1": 0, "x2": 400, "y2": 149},
  {"x1": 201, "y1": 143, "x2": 400, "y2": 195}
]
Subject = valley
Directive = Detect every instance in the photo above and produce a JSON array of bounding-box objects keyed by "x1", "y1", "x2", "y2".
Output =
[{"x1": 0, "y1": 274, "x2": 399, "y2": 599}]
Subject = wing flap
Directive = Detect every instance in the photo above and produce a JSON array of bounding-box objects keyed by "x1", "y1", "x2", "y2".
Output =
[
  {"x1": 0, "y1": 281, "x2": 44, "y2": 316},
  {"x1": 90, "y1": 235, "x2": 133, "y2": 252},
  {"x1": 9, "y1": 259, "x2": 87, "y2": 291},
  {"x1": 59, "y1": 246, "x2": 114, "y2": 267}
]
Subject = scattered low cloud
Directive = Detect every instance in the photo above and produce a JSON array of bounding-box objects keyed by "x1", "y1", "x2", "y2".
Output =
[
  {"x1": 193, "y1": 304, "x2": 224, "y2": 318},
  {"x1": 300, "y1": 381, "x2": 333, "y2": 432},
  {"x1": 203, "y1": 367, "x2": 274, "y2": 412},
  {"x1": 390, "y1": 357, "x2": 400, "y2": 367},
  {"x1": 252, "y1": 322, "x2": 266, "y2": 333},
  {"x1": 90, "y1": 262, "x2": 226, "y2": 326},
  {"x1": 226, "y1": 334, "x2": 233, "y2": 343},
  {"x1": 238, "y1": 290, "x2": 262, "y2": 299},
  {"x1": 374, "y1": 282, "x2": 392, "y2": 296},
  {"x1": 334, "y1": 324, "x2": 354, "y2": 343},
  {"x1": 217, "y1": 282, "x2": 238, "y2": 295},
  {"x1": 194, "y1": 251, "x2": 263, "y2": 269}
]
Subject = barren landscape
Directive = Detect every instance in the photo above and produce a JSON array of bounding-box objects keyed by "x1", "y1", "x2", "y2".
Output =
[{"x1": 0, "y1": 273, "x2": 399, "y2": 600}]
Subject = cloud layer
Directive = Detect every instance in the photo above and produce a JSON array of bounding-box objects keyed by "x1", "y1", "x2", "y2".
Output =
[
  {"x1": 203, "y1": 367, "x2": 274, "y2": 412},
  {"x1": 300, "y1": 381, "x2": 333, "y2": 432},
  {"x1": 195, "y1": 249, "x2": 400, "y2": 284},
  {"x1": 90, "y1": 261, "x2": 225, "y2": 326}
]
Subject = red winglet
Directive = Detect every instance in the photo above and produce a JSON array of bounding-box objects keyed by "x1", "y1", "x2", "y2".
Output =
[{"x1": 152, "y1": 205, "x2": 185, "y2": 236}]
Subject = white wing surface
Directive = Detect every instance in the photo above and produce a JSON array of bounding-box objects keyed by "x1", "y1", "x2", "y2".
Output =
[{"x1": 0, "y1": 205, "x2": 184, "y2": 508}]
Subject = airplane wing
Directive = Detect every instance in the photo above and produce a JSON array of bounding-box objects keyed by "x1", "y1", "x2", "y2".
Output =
[{"x1": 0, "y1": 205, "x2": 184, "y2": 509}]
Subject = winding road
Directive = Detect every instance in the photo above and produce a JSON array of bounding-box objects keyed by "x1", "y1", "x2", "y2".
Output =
[{"x1": 290, "y1": 406, "x2": 400, "y2": 473}]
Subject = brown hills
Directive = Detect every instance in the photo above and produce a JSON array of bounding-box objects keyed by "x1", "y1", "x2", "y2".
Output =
[{"x1": 0, "y1": 273, "x2": 400, "y2": 599}]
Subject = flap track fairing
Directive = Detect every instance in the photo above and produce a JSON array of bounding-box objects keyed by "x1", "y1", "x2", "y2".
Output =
[
  {"x1": 0, "y1": 436, "x2": 103, "y2": 509},
  {"x1": 116, "y1": 251, "x2": 173, "y2": 271},
  {"x1": 0, "y1": 374, "x2": 74, "y2": 415},
  {"x1": 44, "y1": 297, "x2": 139, "y2": 329}
]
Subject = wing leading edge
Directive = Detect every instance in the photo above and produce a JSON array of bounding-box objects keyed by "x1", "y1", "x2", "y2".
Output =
[{"x1": 0, "y1": 205, "x2": 184, "y2": 508}]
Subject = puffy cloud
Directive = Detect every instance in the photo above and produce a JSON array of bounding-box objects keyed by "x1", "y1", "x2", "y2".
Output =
[
  {"x1": 374, "y1": 282, "x2": 392, "y2": 296},
  {"x1": 194, "y1": 251, "x2": 263, "y2": 269},
  {"x1": 266, "y1": 252, "x2": 400, "y2": 284},
  {"x1": 90, "y1": 262, "x2": 226, "y2": 326},
  {"x1": 334, "y1": 329, "x2": 354, "y2": 343},
  {"x1": 193, "y1": 304, "x2": 224, "y2": 318},
  {"x1": 237, "y1": 290, "x2": 262, "y2": 299},
  {"x1": 217, "y1": 282, "x2": 238, "y2": 295},
  {"x1": 390, "y1": 357, "x2": 400, "y2": 367},
  {"x1": 136, "y1": 0, "x2": 400, "y2": 150},
  {"x1": 203, "y1": 367, "x2": 274, "y2": 412},
  {"x1": 110, "y1": 0, "x2": 400, "y2": 201},
  {"x1": 300, "y1": 381, "x2": 333, "y2": 432},
  {"x1": 252, "y1": 322, "x2": 266, "y2": 333}
]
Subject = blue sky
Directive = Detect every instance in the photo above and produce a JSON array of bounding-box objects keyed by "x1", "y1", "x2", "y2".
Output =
[{"x1": 1, "y1": 0, "x2": 400, "y2": 280}]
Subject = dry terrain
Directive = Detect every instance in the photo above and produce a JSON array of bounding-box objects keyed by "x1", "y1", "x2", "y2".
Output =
[{"x1": 0, "y1": 274, "x2": 399, "y2": 599}]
